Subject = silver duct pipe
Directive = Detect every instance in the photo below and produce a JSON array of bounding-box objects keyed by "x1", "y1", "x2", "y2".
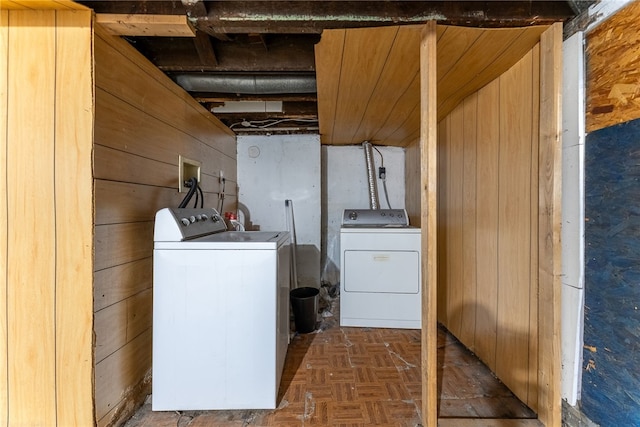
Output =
[
  {"x1": 362, "y1": 141, "x2": 379, "y2": 210},
  {"x1": 174, "y1": 73, "x2": 317, "y2": 94}
]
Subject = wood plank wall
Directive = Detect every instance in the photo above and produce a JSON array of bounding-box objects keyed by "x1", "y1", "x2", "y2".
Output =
[
  {"x1": 0, "y1": 9, "x2": 94, "y2": 426},
  {"x1": 93, "y1": 26, "x2": 237, "y2": 426},
  {"x1": 435, "y1": 45, "x2": 542, "y2": 412}
]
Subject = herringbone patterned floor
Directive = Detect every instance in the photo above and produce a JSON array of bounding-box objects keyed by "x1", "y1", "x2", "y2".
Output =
[{"x1": 125, "y1": 294, "x2": 535, "y2": 426}]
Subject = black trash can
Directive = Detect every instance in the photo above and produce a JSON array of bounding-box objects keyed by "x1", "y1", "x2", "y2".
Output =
[{"x1": 290, "y1": 287, "x2": 319, "y2": 333}]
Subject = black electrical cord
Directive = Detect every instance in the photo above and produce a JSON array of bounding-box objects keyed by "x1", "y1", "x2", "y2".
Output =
[
  {"x1": 193, "y1": 184, "x2": 199, "y2": 208},
  {"x1": 197, "y1": 184, "x2": 204, "y2": 208},
  {"x1": 178, "y1": 177, "x2": 198, "y2": 208}
]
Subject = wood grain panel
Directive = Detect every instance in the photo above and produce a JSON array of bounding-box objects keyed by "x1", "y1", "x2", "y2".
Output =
[
  {"x1": 404, "y1": 139, "x2": 421, "y2": 226},
  {"x1": 95, "y1": 88, "x2": 237, "y2": 183},
  {"x1": 6, "y1": 11, "x2": 57, "y2": 426},
  {"x1": 447, "y1": 102, "x2": 464, "y2": 338},
  {"x1": 53, "y1": 10, "x2": 94, "y2": 426},
  {"x1": 436, "y1": 118, "x2": 449, "y2": 325},
  {"x1": 586, "y1": 1, "x2": 640, "y2": 133},
  {"x1": 94, "y1": 222, "x2": 154, "y2": 271},
  {"x1": 496, "y1": 50, "x2": 533, "y2": 403},
  {"x1": 316, "y1": 24, "x2": 548, "y2": 148},
  {"x1": 314, "y1": 29, "x2": 344, "y2": 145},
  {"x1": 94, "y1": 258, "x2": 152, "y2": 312},
  {"x1": 0, "y1": 0, "x2": 85, "y2": 9},
  {"x1": 537, "y1": 23, "x2": 563, "y2": 426},
  {"x1": 96, "y1": 13, "x2": 195, "y2": 37},
  {"x1": 95, "y1": 300, "x2": 127, "y2": 364},
  {"x1": 436, "y1": 25, "x2": 483, "y2": 81},
  {"x1": 420, "y1": 21, "x2": 438, "y2": 427},
  {"x1": 0, "y1": 10, "x2": 8, "y2": 425},
  {"x1": 474, "y1": 80, "x2": 500, "y2": 371},
  {"x1": 94, "y1": 330, "x2": 152, "y2": 422},
  {"x1": 94, "y1": 27, "x2": 236, "y2": 158},
  {"x1": 460, "y1": 93, "x2": 478, "y2": 348},
  {"x1": 528, "y1": 43, "x2": 541, "y2": 414},
  {"x1": 351, "y1": 26, "x2": 422, "y2": 144},
  {"x1": 332, "y1": 26, "x2": 398, "y2": 145},
  {"x1": 438, "y1": 26, "x2": 547, "y2": 123},
  {"x1": 95, "y1": 288, "x2": 152, "y2": 364}
]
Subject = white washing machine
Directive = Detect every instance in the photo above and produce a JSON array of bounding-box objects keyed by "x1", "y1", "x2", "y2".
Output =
[
  {"x1": 340, "y1": 209, "x2": 421, "y2": 329},
  {"x1": 152, "y1": 207, "x2": 290, "y2": 411}
]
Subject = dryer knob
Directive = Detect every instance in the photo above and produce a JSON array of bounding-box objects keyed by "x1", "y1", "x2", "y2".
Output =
[
  {"x1": 349, "y1": 211, "x2": 358, "y2": 221},
  {"x1": 180, "y1": 218, "x2": 190, "y2": 226},
  {"x1": 189, "y1": 216, "x2": 196, "y2": 223}
]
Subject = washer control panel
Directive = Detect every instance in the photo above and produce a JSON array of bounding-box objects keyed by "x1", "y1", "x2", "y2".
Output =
[
  {"x1": 155, "y1": 207, "x2": 227, "y2": 241},
  {"x1": 342, "y1": 209, "x2": 409, "y2": 227}
]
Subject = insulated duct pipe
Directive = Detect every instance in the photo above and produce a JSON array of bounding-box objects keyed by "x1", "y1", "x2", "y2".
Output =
[
  {"x1": 362, "y1": 141, "x2": 380, "y2": 210},
  {"x1": 174, "y1": 73, "x2": 317, "y2": 94}
]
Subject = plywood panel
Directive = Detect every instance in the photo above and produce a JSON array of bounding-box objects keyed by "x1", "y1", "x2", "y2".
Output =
[
  {"x1": 586, "y1": 1, "x2": 640, "y2": 133},
  {"x1": 460, "y1": 93, "x2": 478, "y2": 347},
  {"x1": 474, "y1": 80, "x2": 500, "y2": 371},
  {"x1": 94, "y1": 258, "x2": 152, "y2": 312},
  {"x1": 496, "y1": 50, "x2": 533, "y2": 403},
  {"x1": 7, "y1": 11, "x2": 57, "y2": 426},
  {"x1": 0, "y1": 9, "x2": 8, "y2": 425},
  {"x1": 53, "y1": 10, "x2": 94, "y2": 426}
]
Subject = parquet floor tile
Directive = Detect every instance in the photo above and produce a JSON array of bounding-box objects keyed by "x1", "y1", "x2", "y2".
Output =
[{"x1": 125, "y1": 294, "x2": 536, "y2": 426}]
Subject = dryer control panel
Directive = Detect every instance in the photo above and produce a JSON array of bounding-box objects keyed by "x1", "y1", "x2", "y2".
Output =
[{"x1": 342, "y1": 209, "x2": 409, "y2": 227}]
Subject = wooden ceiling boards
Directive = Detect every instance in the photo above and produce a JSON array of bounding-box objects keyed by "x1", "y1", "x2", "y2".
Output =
[{"x1": 315, "y1": 24, "x2": 549, "y2": 147}]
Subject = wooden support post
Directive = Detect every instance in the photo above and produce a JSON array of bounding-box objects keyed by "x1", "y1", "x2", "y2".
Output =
[
  {"x1": 420, "y1": 20, "x2": 438, "y2": 427},
  {"x1": 537, "y1": 22, "x2": 563, "y2": 427}
]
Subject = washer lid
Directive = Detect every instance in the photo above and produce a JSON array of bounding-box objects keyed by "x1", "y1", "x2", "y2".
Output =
[{"x1": 154, "y1": 230, "x2": 290, "y2": 250}]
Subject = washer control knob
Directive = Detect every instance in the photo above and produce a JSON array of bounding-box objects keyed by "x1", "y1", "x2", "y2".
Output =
[
  {"x1": 189, "y1": 216, "x2": 196, "y2": 223},
  {"x1": 201, "y1": 214, "x2": 209, "y2": 221},
  {"x1": 212, "y1": 215, "x2": 220, "y2": 223},
  {"x1": 180, "y1": 218, "x2": 190, "y2": 226},
  {"x1": 196, "y1": 214, "x2": 203, "y2": 221},
  {"x1": 349, "y1": 211, "x2": 358, "y2": 221}
]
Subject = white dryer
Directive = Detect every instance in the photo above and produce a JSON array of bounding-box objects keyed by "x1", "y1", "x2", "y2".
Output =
[{"x1": 340, "y1": 209, "x2": 421, "y2": 329}]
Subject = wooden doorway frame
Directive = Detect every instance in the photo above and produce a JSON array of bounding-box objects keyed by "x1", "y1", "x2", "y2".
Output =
[{"x1": 419, "y1": 22, "x2": 563, "y2": 427}]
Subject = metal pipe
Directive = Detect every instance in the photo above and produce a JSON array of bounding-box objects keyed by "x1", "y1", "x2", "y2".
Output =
[{"x1": 362, "y1": 141, "x2": 379, "y2": 210}]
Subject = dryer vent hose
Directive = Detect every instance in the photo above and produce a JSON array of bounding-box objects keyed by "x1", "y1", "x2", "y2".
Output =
[{"x1": 363, "y1": 141, "x2": 379, "y2": 210}]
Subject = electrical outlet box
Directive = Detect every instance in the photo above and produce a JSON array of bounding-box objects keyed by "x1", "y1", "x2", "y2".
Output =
[{"x1": 178, "y1": 155, "x2": 201, "y2": 193}]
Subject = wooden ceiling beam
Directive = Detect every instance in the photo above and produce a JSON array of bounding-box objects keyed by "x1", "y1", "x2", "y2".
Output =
[
  {"x1": 95, "y1": 13, "x2": 195, "y2": 37},
  {"x1": 193, "y1": 31, "x2": 218, "y2": 66}
]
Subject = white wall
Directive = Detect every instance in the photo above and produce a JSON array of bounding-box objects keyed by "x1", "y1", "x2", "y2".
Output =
[
  {"x1": 322, "y1": 145, "x2": 406, "y2": 285},
  {"x1": 561, "y1": 31, "x2": 586, "y2": 406},
  {"x1": 237, "y1": 134, "x2": 321, "y2": 288}
]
